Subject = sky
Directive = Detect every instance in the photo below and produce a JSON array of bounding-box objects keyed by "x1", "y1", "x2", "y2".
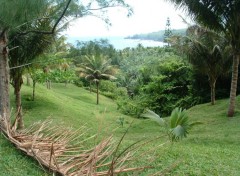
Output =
[{"x1": 64, "y1": 0, "x2": 189, "y2": 37}]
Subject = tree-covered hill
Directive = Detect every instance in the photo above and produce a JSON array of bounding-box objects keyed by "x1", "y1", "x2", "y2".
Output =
[{"x1": 125, "y1": 28, "x2": 186, "y2": 41}]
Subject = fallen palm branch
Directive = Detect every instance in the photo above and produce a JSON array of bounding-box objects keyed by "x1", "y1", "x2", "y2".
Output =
[{"x1": 0, "y1": 115, "x2": 158, "y2": 175}]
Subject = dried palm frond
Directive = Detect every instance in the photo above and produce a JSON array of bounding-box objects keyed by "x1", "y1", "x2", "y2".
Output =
[{"x1": 0, "y1": 115, "x2": 160, "y2": 175}]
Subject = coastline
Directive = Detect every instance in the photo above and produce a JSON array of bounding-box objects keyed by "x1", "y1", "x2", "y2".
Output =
[{"x1": 66, "y1": 36, "x2": 165, "y2": 50}]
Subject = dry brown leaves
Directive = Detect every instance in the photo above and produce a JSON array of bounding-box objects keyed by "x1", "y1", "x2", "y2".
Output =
[{"x1": 0, "y1": 115, "x2": 157, "y2": 175}]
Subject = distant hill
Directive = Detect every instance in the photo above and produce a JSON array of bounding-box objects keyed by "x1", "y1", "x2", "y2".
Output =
[{"x1": 125, "y1": 28, "x2": 186, "y2": 42}]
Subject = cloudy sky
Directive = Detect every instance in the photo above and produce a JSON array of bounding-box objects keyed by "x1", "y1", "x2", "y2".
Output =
[{"x1": 64, "y1": 0, "x2": 189, "y2": 37}]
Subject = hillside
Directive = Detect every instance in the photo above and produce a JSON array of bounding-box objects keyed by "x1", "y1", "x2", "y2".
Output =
[
  {"x1": 1, "y1": 82, "x2": 240, "y2": 175},
  {"x1": 125, "y1": 28, "x2": 186, "y2": 42}
]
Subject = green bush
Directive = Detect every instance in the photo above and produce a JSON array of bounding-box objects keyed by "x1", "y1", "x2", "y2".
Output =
[
  {"x1": 100, "y1": 87, "x2": 128, "y2": 100},
  {"x1": 116, "y1": 96, "x2": 146, "y2": 118},
  {"x1": 50, "y1": 69, "x2": 77, "y2": 84},
  {"x1": 117, "y1": 47, "x2": 197, "y2": 117},
  {"x1": 99, "y1": 80, "x2": 117, "y2": 92},
  {"x1": 101, "y1": 91, "x2": 115, "y2": 99},
  {"x1": 74, "y1": 79, "x2": 84, "y2": 87},
  {"x1": 98, "y1": 81, "x2": 128, "y2": 99},
  {"x1": 114, "y1": 87, "x2": 128, "y2": 98},
  {"x1": 116, "y1": 57, "x2": 196, "y2": 117}
]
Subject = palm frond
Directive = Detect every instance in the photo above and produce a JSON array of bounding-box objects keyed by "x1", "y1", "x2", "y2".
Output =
[
  {"x1": 141, "y1": 107, "x2": 200, "y2": 142},
  {"x1": 183, "y1": 25, "x2": 231, "y2": 78},
  {"x1": 0, "y1": 116, "x2": 154, "y2": 176},
  {"x1": 167, "y1": 0, "x2": 224, "y2": 31},
  {"x1": 169, "y1": 107, "x2": 190, "y2": 141},
  {"x1": 85, "y1": 75, "x2": 95, "y2": 81},
  {"x1": 141, "y1": 109, "x2": 165, "y2": 126},
  {"x1": 82, "y1": 66, "x2": 95, "y2": 73},
  {"x1": 101, "y1": 74, "x2": 117, "y2": 80},
  {"x1": 80, "y1": 54, "x2": 116, "y2": 82}
]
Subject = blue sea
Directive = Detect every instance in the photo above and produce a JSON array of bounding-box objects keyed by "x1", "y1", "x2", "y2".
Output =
[{"x1": 67, "y1": 36, "x2": 165, "y2": 50}]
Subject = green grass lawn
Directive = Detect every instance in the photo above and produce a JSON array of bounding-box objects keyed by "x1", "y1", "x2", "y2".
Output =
[{"x1": 1, "y1": 82, "x2": 240, "y2": 175}]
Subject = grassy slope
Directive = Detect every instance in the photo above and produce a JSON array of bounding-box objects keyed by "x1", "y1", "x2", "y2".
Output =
[
  {"x1": 1, "y1": 83, "x2": 240, "y2": 175},
  {"x1": 164, "y1": 99, "x2": 240, "y2": 175}
]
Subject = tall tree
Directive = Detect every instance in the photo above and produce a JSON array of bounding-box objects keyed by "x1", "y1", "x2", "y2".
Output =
[
  {"x1": 173, "y1": 25, "x2": 232, "y2": 105},
  {"x1": 168, "y1": 0, "x2": 240, "y2": 117},
  {"x1": 80, "y1": 54, "x2": 116, "y2": 104},
  {"x1": 9, "y1": 20, "x2": 54, "y2": 128},
  {"x1": 0, "y1": 0, "x2": 49, "y2": 128},
  {"x1": 0, "y1": 31, "x2": 10, "y2": 130},
  {"x1": 164, "y1": 17, "x2": 172, "y2": 46},
  {"x1": 0, "y1": 0, "x2": 131, "y2": 129}
]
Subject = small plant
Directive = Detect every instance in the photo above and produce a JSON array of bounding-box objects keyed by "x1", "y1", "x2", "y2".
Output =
[
  {"x1": 117, "y1": 116, "x2": 125, "y2": 127},
  {"x1": 116, "y1": 97, "x2": 145, "y2": 117},
  {"x1": 142, "y1": 107, "x2": 201, "y2": 141}
]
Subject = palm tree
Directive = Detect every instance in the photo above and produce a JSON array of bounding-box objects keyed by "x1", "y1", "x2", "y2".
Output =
[
  {"x1": 80, "y1": 54, "x2": 116, "y2": 104},
  {"x1": 167, "y1": 0, "x2": 240, "y2": 116},
  {"x1": 142, "y1": 108, "x2": 199, "y2": 141},
  {"x1": 184, "y1": 25, "x2": 232, "y2": 105}
]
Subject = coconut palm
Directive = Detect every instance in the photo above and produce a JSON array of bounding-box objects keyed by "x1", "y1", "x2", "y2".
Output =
[
  {"x1": 184, "y1": 25, "x2": 232, "y2": 105},
  {"x1": 80, "y1": 54, "x2": 116, "y2": 104},
  {"x1": 167, "y1": 0, "x2": 240, "y2": 116}
]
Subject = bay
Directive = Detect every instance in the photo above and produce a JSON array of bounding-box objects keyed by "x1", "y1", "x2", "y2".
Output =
[{"x1": 67, "y1": 36, "x2": 165, "y2": 50}]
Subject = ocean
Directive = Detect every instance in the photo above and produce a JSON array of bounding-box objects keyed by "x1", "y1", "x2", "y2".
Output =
[{"x1": 67, "y1": 36, "x2": 165, "y2": 50}]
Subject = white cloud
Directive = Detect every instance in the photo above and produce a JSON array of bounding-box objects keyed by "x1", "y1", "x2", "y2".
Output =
[{"x1": 64, "y1": 0, "x2": 189, "y2": 37}]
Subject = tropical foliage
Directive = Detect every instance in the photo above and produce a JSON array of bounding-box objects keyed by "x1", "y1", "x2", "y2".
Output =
[
  {"x1": 0, "y1": 0, "x2": 132, "y2": 127},
  {"x1": 2, "y1": 0, "x2": 240, "y2": 174},
  {"x1": 79, "y1": 54, "x2": 117, "y2": 104},
  {"x1": 171, "y1": 25, "x2": 232, "y2": 105},
  {"x1": 167, "y1": 0, "x2": 240, "y2": 116},
  {"x1": 116, "y1": 47, "x2": 195, "y2": 117}
]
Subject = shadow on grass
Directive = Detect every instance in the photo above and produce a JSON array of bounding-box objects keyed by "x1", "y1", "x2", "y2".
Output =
[{"x1": 21, "y1": 94, "x2": 58, "y2": 111}]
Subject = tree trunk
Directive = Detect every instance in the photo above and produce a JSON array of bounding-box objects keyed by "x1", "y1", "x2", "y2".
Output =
[
  {"x1": 26, "y1": 74, "x2": 31, "y2": 86},
  {"x1": 0, "y1": 30, "x2": 10, "y2": 130},
  {"x1": 15, "y1": 85, "x2": 23, "y2": 129},
  {"x1": 46, "y1": 80, "x2": 51, "y2": 89},
  {"x1": 49, "y1": 80, "x2": 51, "y2": 89},
  {"x1": 12, "y1": 71, "x2": 24, "y2": 129},
  {"x1": 89, "y1": 82, "x2": 92, "y2": 93},
  {"x1": 33, "y1": 80, "x2": 36, "y2": 101},
  {"x1": 96, "y1": 82, "x2": 99, "y2": 105},
  {"x1": 227, "y1": 54, "x2": 239, "y2": 117},
  {"x1": 46, "y1": 80, "x2": 49, "y2": 89},
  {"x1": 210, "y1": 80, "x2": 216, "y2": 105}
]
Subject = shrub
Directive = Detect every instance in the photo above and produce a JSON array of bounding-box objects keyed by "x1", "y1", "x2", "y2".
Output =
[
  {"x1": 74, "y1": 79, "x2": 84, "y2": 87},
  {"x1": 99, "y1": 80, "x2": 117, "y2": 92},
  {"x1": 114, "y1": 87, "x2": 128, "y2": 98},
  {"x1": 101, "y1": 91, "x2": 115, "y2": 99},
  {"x1": 116, "y1": 96, "x2": 146, "y2": 118}
]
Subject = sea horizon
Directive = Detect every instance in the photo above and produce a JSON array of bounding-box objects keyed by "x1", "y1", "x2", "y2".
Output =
[{"x1": 66, "y1": 36, "x2": 165, "y2": 50}]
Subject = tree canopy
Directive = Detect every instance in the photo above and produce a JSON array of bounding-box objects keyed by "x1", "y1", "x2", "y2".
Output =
[
  {"x1": 79, "y1": 54, "x2": 116, "y2": 104},
  {"x1": 167, "y1": 0, "x2": 240, "y2": 116}
]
